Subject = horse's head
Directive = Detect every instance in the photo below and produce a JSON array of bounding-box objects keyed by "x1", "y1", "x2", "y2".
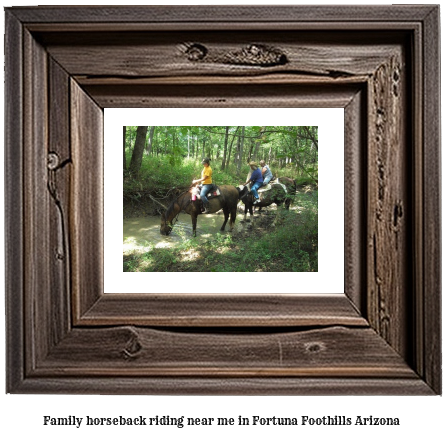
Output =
[
  {"x1": 236, "y1": 185, "x2": 249, "y2": 203},
  {"x1": 160, "y1": 212, "x2": 173, "y2": 235}
]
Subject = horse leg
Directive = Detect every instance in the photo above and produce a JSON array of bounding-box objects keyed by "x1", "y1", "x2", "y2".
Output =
[
  {"x1": 229, "y1": 207, "x2": 237, "y2": 231},
  {"x1": 220, "y1": 208, "x2": 229, "y2": 231},
  {"x1": 192, "y1": 213, "x2": 198, "y2": 237}
]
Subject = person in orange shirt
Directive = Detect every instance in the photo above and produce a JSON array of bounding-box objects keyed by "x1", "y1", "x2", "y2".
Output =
[{"x1": 192, "y1": 157, "x2": 213, "y2": 214}]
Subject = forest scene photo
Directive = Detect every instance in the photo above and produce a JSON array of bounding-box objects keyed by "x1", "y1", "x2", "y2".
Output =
[{"x1": 123, "y1": 126, "x2": 318, "y2": 273}]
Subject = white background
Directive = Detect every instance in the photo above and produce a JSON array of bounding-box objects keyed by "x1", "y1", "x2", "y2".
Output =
[
  {"x1": 106, "y1": 108, "x2": 344, "y2": 293},
  {"x1": 1, "y1": 1, "x2": 442, "y2": 437}
]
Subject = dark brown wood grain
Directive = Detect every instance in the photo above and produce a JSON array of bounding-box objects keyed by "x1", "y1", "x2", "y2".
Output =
[
  {"x1": 344, "y1": 89, "x2": 366, "y2": 314},
  {"x1": 5, "y1": 10, "x2": 24, "y2": 393},
  {"x1": 36, "y1": 326, "x2": 416, "y2": 378},
  {"x1": 82, "y1": 83, "x2": 362, "y2": 109},
  {"x1": 422, "y1": 6, "x2": 442, "y2": 395},
  {"x1": 23, "y1": 28, "x2": 50, "y2": 371},
  {"x1": 48, "y1": 58, "x2": 72, "y2": 344},
  {"x1": 9, "y1": 5, "x2": 438, "y2": 24},
  {"x1": 4, "y1": 5, "x2": 441, "y2": 395},
  {"x1": 40, "y1": 31, "x2": 400, "y2": 78},
  {"x1": 79, "y1": 294, "x2": 367, "y2": 327},
  {"x1": 70, "y1": 80, "x2": 104, "y2": 321},
  {"x1": 367, "y1": 51, "x2": 409, "y2": 357}
]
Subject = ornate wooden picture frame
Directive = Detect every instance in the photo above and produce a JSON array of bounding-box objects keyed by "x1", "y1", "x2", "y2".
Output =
[{"x1": 5, "y1": 5, "x2": 441, "y2": 394}]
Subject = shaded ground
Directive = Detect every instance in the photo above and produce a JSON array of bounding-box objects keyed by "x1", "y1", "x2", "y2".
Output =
[
  {"x1": 123, "y1": 189, "x2": 318, "y2": 272},
  {"x1": 123, "y1": 188, "x2": 183, "y2": 219},
  {"x1": 123, "y1": 207, "x2": 278, "y2": 267},
  {"x1": 123, "y1": 209, "x2": 284, "y2": 272},
  {"x1": 123, "y1": 182, "x2": 313, "y2": 219}
]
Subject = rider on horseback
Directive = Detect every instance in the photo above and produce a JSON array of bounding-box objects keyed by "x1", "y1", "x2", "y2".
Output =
[
  {"x1": 260, "y1": 160, "x2": 273, "y2": 185},
  {"x1": 192, "y1": 157, "x2": 213, "y2": 214},
  {"x1": 244, "y1": 161, "x2": 264, "y2": 205}
]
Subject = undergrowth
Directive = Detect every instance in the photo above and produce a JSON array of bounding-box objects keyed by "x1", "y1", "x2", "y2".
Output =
[
  {"x1": 123, "y1": 191, "x2": 318, "y2": 273},
  {"x1": 124, "y1": 155, "x2": 315, "y2": 198}
]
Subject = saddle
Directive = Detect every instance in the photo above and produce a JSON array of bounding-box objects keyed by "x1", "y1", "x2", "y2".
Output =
[
  {"x1": 258, "y1": 184, "x2": 272, "y2": 193},
  {"x1": 259, "y1": 175, "x2": 276, "y2": 191},
  {"x1": 191, "y1": 185, "x2": 221, "y2": 200},
  {"x1": 257, "y1": 178, "x2": 288, "y2": 194},
  {"x1": 242, "y1": 182, "x2": 272, "y2": 193},
  {"x1": 206, "y1": 186, "x2": 221, "y2": 199}
]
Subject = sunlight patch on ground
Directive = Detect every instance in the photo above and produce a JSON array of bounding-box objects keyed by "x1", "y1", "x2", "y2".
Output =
[
  {"x1": 179, "y1": 249, "x2": 201, "y2": 262},
  {"x1": 294, "y1": 205, "x2": 306, "y2": 213},
  {"x1": 123, "y1": 236, "x2": 172, "y2": 254},
  {"x1": 214, "y1": 245, "x2": 231, "y2": 255},
  {"x1": 123, "y1": 237, "x2": 148, "y2": 254},
  {"x1": 198, "y1": 232, "x2": 214, "y2": 240},
  {"x1": 154, "y1": 241, "x2": 173, "y2": 249},
  {"x1": 138, "y1": 259, "x2": 153, "y2": 270}
]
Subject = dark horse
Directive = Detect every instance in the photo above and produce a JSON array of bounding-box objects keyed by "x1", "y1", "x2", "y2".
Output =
[
  {"x1": 239, "y1": 177, "x2": 297, "y2": 221},
  {"x1": 160, "y1": 185, "x2": 240, "y2": 237}
]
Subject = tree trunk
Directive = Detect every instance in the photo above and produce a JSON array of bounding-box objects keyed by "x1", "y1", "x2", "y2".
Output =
[
  {"x1": 247, "y1": 138, "x2": 254, "y2": 162},
  {"x1": 253, "y1": 140, "x2": 261, "y2": 162},
  {"x1": 205, "y1": 139, "x2": 211, "y2": 160},
  {"x1": 129, "y1": 125, "x2": 148, "y2": 176},
  {"x1": 128, "y1": 127, "x2": 134, "y2": 152},
  {"x1": 236, "y1": 126, "x2": 245, "y2": 176},
  {"x1": 201, "y1": 138, "x2": 206, "y2": 160},
  {"x1": 301, "y1": 126, "x2": 318, "y2": 150},
  {"x1": 226, "y1": 126, "x2": 239, "y2": 168},
  {"x1": 123, "y1": 126, "x2": 127, "y2": 170},
  {"x1": 146, "y1": 126, "x2": 155, "y2": 155},
  {"x1": 234, "y1": 134, "x2": 240, "y2": 167},
  {"x1": 187, "y1": 130, "x2": 190, "y2": 159},
  {"x1": 221, "y1": 126, "x2": 229, "y2": 170}
]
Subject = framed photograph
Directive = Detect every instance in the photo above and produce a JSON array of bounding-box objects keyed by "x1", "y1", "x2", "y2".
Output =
[
  {"x1": 112, "y1": 108, "x2": 341, "y2": 293},
  {"x1": 5, "y1": 5, "x2": 441, "y2": 394}
]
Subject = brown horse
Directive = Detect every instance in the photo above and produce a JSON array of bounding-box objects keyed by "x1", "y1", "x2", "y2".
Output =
[{"x1": 160, "y1": 185, "x2": 240, "y2": 237}]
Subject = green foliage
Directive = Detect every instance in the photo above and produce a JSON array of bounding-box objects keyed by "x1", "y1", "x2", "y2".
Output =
[
  {"x1": 123, "y1": 125, "x2": 319, "y2": 272},
  {"x1": 124, "y1": 125, "x2": 318, "y2": 189},
  {"x1": 124, "y1": 190, "x2": 318, "y2": 273},
  {"x1": 124, "y1": 155, "x2": 201, "y2": 193},
  {"x1": 124, "y1": 154, "x2": 254, "y2": 195}
]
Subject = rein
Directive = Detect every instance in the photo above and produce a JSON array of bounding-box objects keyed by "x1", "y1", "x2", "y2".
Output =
[{"x1": 166, "y1": 189, "x2": 193, "y2": 228}]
